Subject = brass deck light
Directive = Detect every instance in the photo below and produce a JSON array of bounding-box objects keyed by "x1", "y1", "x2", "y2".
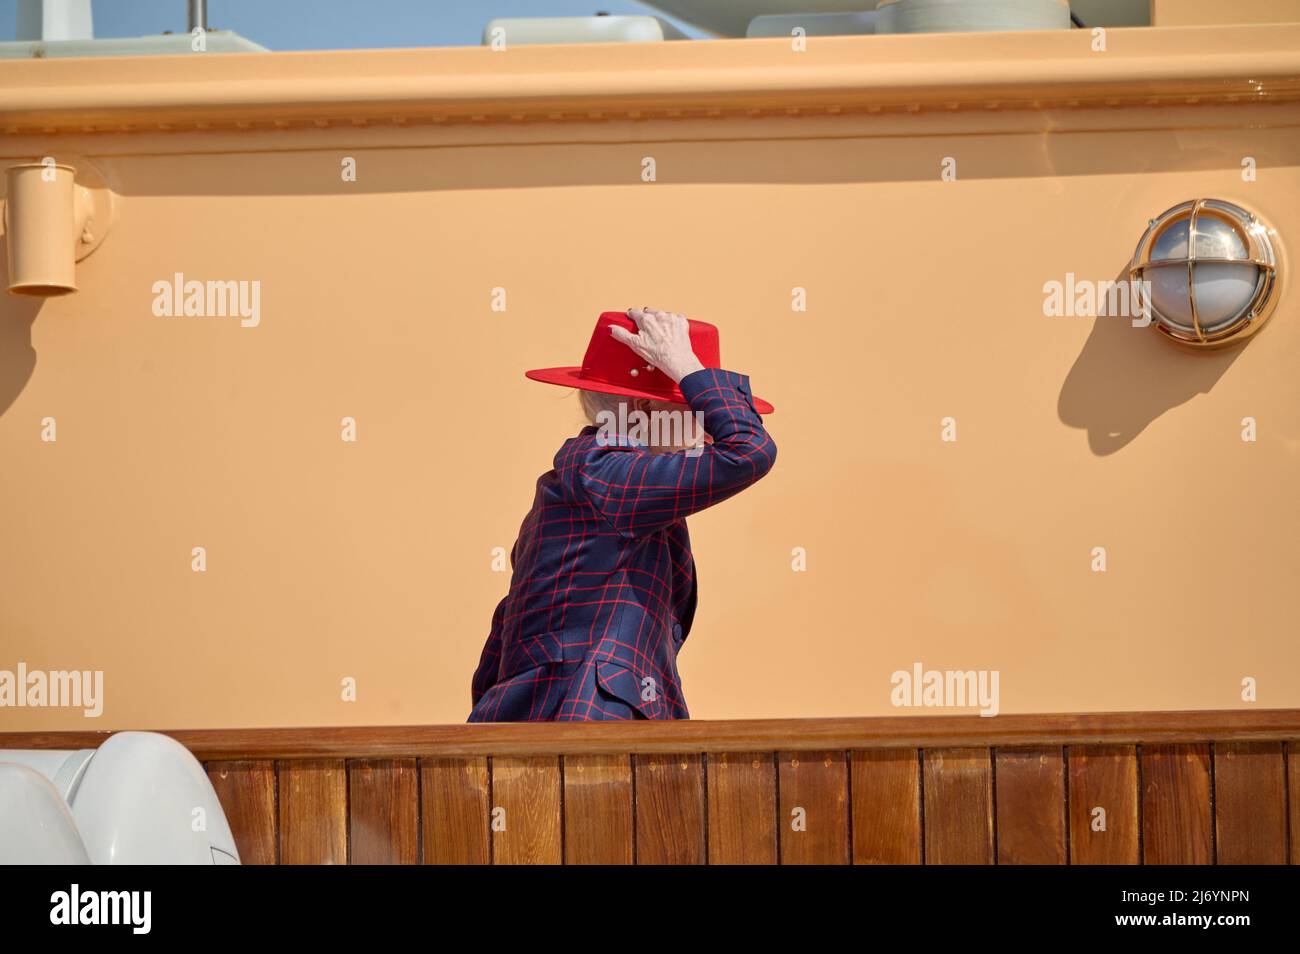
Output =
[{"x1": 1129, "y1": 199, "x2": 1280, "y2": 348}]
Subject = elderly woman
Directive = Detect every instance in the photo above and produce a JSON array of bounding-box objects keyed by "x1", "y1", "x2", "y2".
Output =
[{"x1": 468, "y1": 308, "x2": 777, "y2": 722}]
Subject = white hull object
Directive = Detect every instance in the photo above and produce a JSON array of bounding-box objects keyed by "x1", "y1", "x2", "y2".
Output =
[
  {"x1": 0, "y1": 764, "x2": 91, "y2": 864},
  {"x1": 0, "y1": 732, "x2": 240, "y2": 865},
  {"x1": 642, "y1": 1, "x2": 1147, "y2": 36},
  {"x1": 642, "y1": 0, "x2": 852, "y2": 36},
  {"x1": 15, "y1": 0, "x2": 93, "y2": 41},
  {"x1": 876, "y1": 0, "x2": 1070, "y2": 33},
  {"x1": 747, "y1": 12, "x2": 878, "y2": 37},
  {"x1": 481, "y1": 16, "x2": 687, "y2": 47},
  {"x1": 0, "y1": 30, "x2": 267, "y2": 59}
]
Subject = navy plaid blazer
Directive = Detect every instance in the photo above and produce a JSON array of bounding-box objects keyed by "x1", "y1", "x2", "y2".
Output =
[{"x1": 468, "y1": 367, "x2": 777, "y2": 722}]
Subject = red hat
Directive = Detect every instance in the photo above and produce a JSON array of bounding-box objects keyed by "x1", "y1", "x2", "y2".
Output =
[{"x1": 526, "y1": 311, "x2": 774, "y2": 414}]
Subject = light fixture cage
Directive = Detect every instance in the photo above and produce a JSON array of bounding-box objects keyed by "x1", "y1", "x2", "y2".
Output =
[{"x1": 1129, "y1": 199, "x2": 1279, "y2": 347}]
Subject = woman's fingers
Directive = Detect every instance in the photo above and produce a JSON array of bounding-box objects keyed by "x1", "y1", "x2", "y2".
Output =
[
  {"x1": 616, "y1": 308, "x2": 698, "y2": 382},
  {"x1": 629, "y1": 306, "x2": 668, "y2": 323},
  {"x1": 609, "y1": 324, "x2": 644, "y2": 353},
  {"x1": 624, "y1": 307, "x2": 685, "y2": 353}
]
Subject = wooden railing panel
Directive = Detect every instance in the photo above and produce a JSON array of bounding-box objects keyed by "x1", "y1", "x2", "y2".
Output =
[
  {"x1": 278, "y1": 759, "x2": 347, "y2": 865},
  {"x1": 850, "y1": 748, "x2": 920, "y2": 865},
  {"x1": 778, "y1": 751, "x2": 849, "y2": 865},
  {"x1": 9, "y1": 708, "x2": 1298, "y2": 758},
  {"x1": 706, "y1": 752, "x2": 777, "y2": 865},
  {"x1": 923, "y1": 747, "x2": 994, "y2": 864},
  {"x1": 635, "y1": 754, "x2": 705, "y2": 865},
  {"x1": 1141, "y1": 744, "x2": 1213, "y2": 865},
  {"x1": 1214, "y1": 742, "x2": 1287, "y2": 865},
  {"x1": 8, "y1": 710, "x2": 1295, "y2": 865},
  {"x1": 491, "y1": 756, "x2": 562, "y2": 865},
  {"x1": 563, "y1": 754, "x2": 633, "y2": 865},
  {"x1": 1067, "y1": 744, "x2": 1139, "y2": 865},
  {"x1": 419, "y1": 757, "x2": 489, "y2": 865},
  {"x1": 205, "y1": 760, "x2": 277, "y2": 865},
  {"x1": 995, "y1": 746, "x2": 1065, "y2": 865},
  {"x1": 348, "y1": 759, "x2": 418, "y2": 865},
  {"x1": 1290, "y1": 742, "x2": 1300, "y2": 867}
]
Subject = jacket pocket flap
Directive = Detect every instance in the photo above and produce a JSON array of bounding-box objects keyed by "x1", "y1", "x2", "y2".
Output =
[{"x1": 595, "y1": 660, "x2": 660, "y2": 717}]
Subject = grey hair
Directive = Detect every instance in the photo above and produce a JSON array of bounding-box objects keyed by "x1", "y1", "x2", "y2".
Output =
[
  {"x1": 578, "y1": 389, "x2": 634, "y2": 426},
  {"x1": 578, "y1": 388, "x2": 701, "y2": 451}
]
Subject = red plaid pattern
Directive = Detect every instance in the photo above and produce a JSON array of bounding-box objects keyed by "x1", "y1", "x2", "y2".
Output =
[{"x1": 468, "y1": 367, "x2": 777, "y2": 722}]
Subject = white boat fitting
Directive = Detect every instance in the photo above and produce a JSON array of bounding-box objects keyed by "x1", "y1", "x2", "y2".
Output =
[
  {"x1": 482, "y1": 15, "x2": 687, "y2": 46},
  {"x1": 875, "y1": 0, "x2": 1070, "y2": 33},
  {"x1": 642, "y1": 0, "x2": 1149, "y2": 36},
  {"x1": 0, "y1": 731, "x2": 239, "y2": 865},
  {"x1": 0, "y1": 764, "x2": 91, "y2": 864},
  {"x1": 747, "y1": 12, "x2": 879, "y2": 37}
]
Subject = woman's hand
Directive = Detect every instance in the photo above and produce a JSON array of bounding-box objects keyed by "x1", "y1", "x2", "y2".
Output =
[{"x1": 611, "y1": 308, "x2": 706, "y2": 384}]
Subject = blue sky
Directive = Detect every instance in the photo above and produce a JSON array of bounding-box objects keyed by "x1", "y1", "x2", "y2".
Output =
[{"x1": 0, "y1": 0, "x2": 708, "y2": 48}]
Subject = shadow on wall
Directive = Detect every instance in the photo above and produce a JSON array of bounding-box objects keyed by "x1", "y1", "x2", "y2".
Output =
[
  {"x1": 0, "y1": 243, "x2": 42, "y2": 418},
  {"x1": 1058, "y1": 268, "x2": 1246, "y2": 455}
]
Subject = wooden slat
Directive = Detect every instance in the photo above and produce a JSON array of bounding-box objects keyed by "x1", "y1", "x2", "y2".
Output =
[
  {"x1": 9, "y1": 709, "x2": 1299, "y2": 758},
  {"x1": 778, "y1": 750, "x2": 849, "y2": 865},
  {"x1": 1068, "y1": 745, "x2": 1139, "y2": 864},
  {"x1": 348, "y1": 758, "x2": 418, "y2": 865},
  {"x1": 635, "y1": 753, "x2": 705, "y2": 865},
  {"x1": 923, "y1": 747, "x2": 993, "y2": 864},
  {"x1": 1214, "y1": 742, "x2": 1286, "y2": 865},
  {"x1": 995, "y1": 746, "x2": 1065, "y2": 864},
  {"x1": 850, "y1": 748, "x2": 920, "y2": 864},
  {"x1": 563, "y1": 754, "x2": 633, "y2": 865},
  {"x1": 491, "y1": 756, "x2": 561, "y2": 865},
  {"x1": 420, "y1": 757, "x2": 489, "y2": 865},
  {"x1": 277, "y1": 759, "x2": 347, "y2": 865},
  {"x1": 1140, "y1": 743, "x2": 1212, "y2": 865},
  {"x1": 1290, "y1": 742, "x2": 1300, "y2": 866},
  {"x1": 205, "y1": 760, "x2": 276, "y2": 865},
  {"x1": 706, "y1": 752, "x2": 777, "y2": 865}
]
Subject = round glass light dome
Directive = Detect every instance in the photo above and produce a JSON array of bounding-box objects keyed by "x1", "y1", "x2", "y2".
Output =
[{"x1": 1129, "y1": 199, "x2": 1279, "y2": 347}]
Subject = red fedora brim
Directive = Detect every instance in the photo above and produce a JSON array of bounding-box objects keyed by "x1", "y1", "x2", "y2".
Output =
[{"x1": 526, "y1": 366, "x2": 775, "y2": 415}]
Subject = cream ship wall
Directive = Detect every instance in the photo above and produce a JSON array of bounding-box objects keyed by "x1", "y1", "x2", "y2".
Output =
[{"x1": 0, "y1": 27, "x2": 1297, "y2": 729}]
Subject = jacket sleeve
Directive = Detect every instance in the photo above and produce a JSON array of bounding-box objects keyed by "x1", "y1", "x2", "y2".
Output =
[
  {"x1": 576, "y1": 368, "x2": 777, "y2": 536},
  {"x1": 470, "y1": 596, "x2": 506, "y2": 705}
]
